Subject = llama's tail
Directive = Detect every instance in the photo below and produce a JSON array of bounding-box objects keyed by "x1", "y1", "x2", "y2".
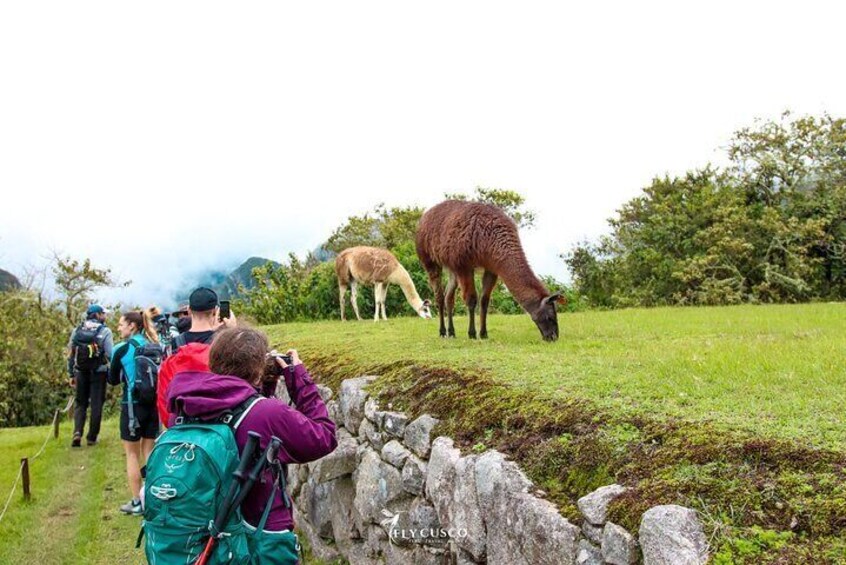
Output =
[{"x1": 335, "y1": 252, "x2": 353, "y2": 286}]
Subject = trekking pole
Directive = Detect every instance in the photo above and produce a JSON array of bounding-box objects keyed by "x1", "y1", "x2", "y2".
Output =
[
  {"x1": 195, "y1": 432, "x2": 261, "y2": 565},
  {"x1": 227, "y1": 436, "x2": 282, "y2": 513}
]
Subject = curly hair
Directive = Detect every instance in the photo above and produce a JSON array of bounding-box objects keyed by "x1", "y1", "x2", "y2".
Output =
[{"x1": 208, "y1": 327, "x2": 268, "y2": 384}]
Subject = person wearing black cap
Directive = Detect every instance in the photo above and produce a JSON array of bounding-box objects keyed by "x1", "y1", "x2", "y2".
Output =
[
  {"x1": 156, "y1": 288, "x2": 236, "y2": 427},
  {"x1": 172, "y1": 303, "x2": 192, "y2": 334},
  {"x1": 171, "y1": 287, "x2": 236, "y2": 351},
  {"x1": 67, "y1": 304, "x2": 114, "y2": 447}
]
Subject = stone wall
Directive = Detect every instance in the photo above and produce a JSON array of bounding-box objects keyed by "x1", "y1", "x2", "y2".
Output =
[{"x1": 290, "y1": 376, "x2": 710, "y2": 565}]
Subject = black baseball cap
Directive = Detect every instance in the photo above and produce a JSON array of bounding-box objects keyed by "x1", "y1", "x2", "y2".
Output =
[{"x1": 188, "y1": 287, "x2": 219, "y2": 312}]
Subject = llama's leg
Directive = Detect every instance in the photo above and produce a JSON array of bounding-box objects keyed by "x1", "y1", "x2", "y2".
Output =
[
  {"x1": 351, "y1": 281, "x2": 362, "y2": 321},
  {"x1": 339, "y1": 284, "x2": 347, "y2": 321},
  {"x1": 373, "y1": 283, "x2": 383, "y2": 322},
  {"x1": 457, "y1": 271, "x2": 478, "y2": 339},
  {"x1": 480, "y1": 270, "x2": 498, "y2": 339},
  {"x1": 425, "y1": 266, "x2": 446, "y2": 337},
  {"x1": 445, "y1": 272, "x2": 458, "y2": 338},
  {"x1": 380, "y1": 284, "x2": 389, "y2": 320}
]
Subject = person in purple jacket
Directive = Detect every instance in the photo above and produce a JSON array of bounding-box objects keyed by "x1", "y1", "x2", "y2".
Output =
[{"x1": 166, "y1": 326, "x2": 338, "y2": 562}]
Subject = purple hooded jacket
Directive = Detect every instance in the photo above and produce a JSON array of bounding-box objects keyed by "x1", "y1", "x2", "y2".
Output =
[{"x1": 166, "y1": 364, "x2": 337, "y2": 531}]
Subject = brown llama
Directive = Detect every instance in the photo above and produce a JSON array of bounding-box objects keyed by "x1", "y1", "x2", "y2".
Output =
[
  {"x1": 335, "y1": 246, "x2": 432, "y2": 321},
  {"x1": 415, "y1": 200, "x2": 564, "y2": 341}
]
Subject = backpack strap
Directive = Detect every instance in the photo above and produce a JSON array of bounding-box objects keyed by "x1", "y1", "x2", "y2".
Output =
[
  {"x1": 173, "y1": 394, "x2": 263, "y2": 428},
  {"x1": 171, "y1": 333, "x2": 187, "y2": 353}
]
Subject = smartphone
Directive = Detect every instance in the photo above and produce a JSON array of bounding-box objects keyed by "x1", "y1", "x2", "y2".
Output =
[{"x1": 219, "y1": 300, "x2": 231, "y2": 321}]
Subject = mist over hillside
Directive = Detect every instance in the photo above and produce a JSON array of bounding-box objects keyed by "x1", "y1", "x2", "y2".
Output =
[{"x1": 172, "y1": 256, "x2": 282, "y2": 304}]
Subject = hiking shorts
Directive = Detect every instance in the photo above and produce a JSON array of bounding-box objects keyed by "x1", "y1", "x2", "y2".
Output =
[{"x1": 120, "y1": 402, "x2": 160, "y2": 441}]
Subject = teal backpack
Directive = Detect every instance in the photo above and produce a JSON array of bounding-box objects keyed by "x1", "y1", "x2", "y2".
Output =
[{"x1": 140, "y1": 395, "x2": 263, "y2": 565}]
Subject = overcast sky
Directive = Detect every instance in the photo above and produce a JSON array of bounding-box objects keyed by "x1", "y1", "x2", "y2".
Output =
[{"x1": 2, "y1": 1, "x2": 845, "y2": 308}]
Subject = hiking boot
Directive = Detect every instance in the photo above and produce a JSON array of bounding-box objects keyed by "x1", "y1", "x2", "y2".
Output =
[
  {"x1": 119, "y1": 499, "x2": 143, "y2": 515},
  {"x1": 86, "y1": 438, "x2": 98, "y2": 446},
  {"x1": 71, "y1": 434, "x2": 82, "y2": 448}
]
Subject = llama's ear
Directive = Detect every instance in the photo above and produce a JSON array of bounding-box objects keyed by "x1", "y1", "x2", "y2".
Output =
[{"x1": 544, "y1": 293, "x2": 564, "y2": 306}]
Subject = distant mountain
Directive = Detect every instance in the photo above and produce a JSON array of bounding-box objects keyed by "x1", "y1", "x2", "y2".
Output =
[
  {"x1": 214, "y1": 256, "x2": 281, "y2": 299},
  {"x1": 174, "y1": 256, "x2": 281, "y2": 305},
  {"x1": 0, "y1": 268, "x2": 21, "y2": 292}
]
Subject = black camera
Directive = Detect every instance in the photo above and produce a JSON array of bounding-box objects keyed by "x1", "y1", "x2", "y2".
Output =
[{"x1": 265, "y1": 352, "x2": 294, "y2": 377}]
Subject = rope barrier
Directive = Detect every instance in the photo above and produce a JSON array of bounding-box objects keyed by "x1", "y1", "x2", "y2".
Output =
[
  {"x1": 0, "y1": 463, "x2": 24, "y2": 525},
  {"x1": 0, "y1": 396, "x2": 73, "y2": 526}
]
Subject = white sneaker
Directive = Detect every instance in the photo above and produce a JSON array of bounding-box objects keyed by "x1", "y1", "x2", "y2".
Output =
[{"x1": 119, "y1": 499, "x2": 142, "y2": 515}]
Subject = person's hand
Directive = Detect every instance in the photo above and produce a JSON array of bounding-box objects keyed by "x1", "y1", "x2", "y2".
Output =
[
  {"x1": 221, "y1": 311, "x2": 237, "y2": 329},
  {"x1": 273, "y1": 353, "x2": 289, "y2": 370},
  {"x1": 286, "y1": 349, "x2": 302, "y2": 367},
  {"x1": 69, "y1": 377, "x2": 76, "y2": 389}
]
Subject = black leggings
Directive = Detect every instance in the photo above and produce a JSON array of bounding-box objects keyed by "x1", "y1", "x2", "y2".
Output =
[{"x1": 73, "y1": 370, "x2": 107, "y2": 441}]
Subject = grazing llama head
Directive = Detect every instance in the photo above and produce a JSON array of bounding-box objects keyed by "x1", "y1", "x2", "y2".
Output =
[
  {"x1": 531, "y1": 293, "x2": 565, "y2": 342},
  {"x1": 418, "y1": 299, "x2": 432, "y2": 319}
]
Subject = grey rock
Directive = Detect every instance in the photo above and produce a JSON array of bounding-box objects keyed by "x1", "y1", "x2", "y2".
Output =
[
  {"x1": 403, "y1": 414, "x2": 439, "y2": 458},
  {"x1": 329, "y1": 476, "x2": 361, "y2": 551},
  {"x1": 639, "y1": 505, "x2": 709, "y2": 565},
  {"x1": 474, "y1": 450, "x2": 532, "y2": 523},
  {"x1": 310, "y1": 436, "x2": 357, "y2": 483},
  {"x1": 316, "y1": 383, "x2": 333, "y2": 401},
  {"x1": 602, "y1": 522, "x2": 637, "y2": 565},
  {"x1": 582, "y1": 520, "x2": 603, "y2": 544},
  {"x1": 337, "y1": 425, "x2": 356, "y2": 443},
  {"x1": 425, "y1": 437, "x2": 461, "y2": 526},
  {"x1": 287, "y1": 463, "x2": 308, "y2": 499},
  {"x1": 364, "y1": 524, "x2": 388, "y2": 559},
  {"x1": 326, "y1": 399, "x2": 343, "y2": 424},
  {"x1": 403, "y1": 498, "x2": 442, "y2": 547},
  {"x1": 354, "y1": 449, "x2": 412, "y2": 526},
  {"x1": 576, "y1": 539, "x2": 603, "y2": 565},
  {"x1": 381, "y1": 440, "x2": 413, "y2": 468},
  {"x1": 365, "y1": 396, "x2": 382, "y2": 425},
  {"x1": 305, "y1": 479, "x2": 334, "y2": 538},
  {"x1": 293, "y1": 501, "x2": 343, "y2": 562},
  {"x1": 410, "y1": 546, "x2": 446, "y2": 565},
  {"x1": 401, "y1": 454, "x2": 427, "y2": 496},
  {"x1": 381, "y1": 411, "x2": 410, "y2": 437},
  {"x1": 486, "y1": 492, "x2": 580, "y2": 565},
  {"x1": 449, "y1": 542, "x2": 481, "y2": 564},
  {"x1": 340, "y1": 376, "x2": 378, "y2": 432},
  {"x1": 359, "y1": 418, "x2": 386, "y2": 451},
  {"x1": 450, "y1": 455, "x2": 486, "y2": 561},
  {"x1": 384, "y1": 542, "x2": 414, "y2": 564},
  {"x1": 577, "y1": 484, "x2": 628, "y2": 525}
]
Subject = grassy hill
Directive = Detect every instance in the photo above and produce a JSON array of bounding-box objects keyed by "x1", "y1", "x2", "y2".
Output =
[
  {"x1": 267, "y1": 303, "x2": 846, "y2": 563},
  {"x1": 0, "y1": 304, "x2": 842, "y2": 563},
  {"x1": 270, "y1": 303, "x2": 846, "y2": 448}
]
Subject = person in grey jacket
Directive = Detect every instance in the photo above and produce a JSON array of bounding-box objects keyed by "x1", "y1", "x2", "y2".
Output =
[{"x1": 67, "y1": 304, "x2": 113, "y2": 447}]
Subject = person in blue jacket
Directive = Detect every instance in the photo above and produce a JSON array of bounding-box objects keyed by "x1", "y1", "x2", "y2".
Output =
[{"x1": 107, "y1": 310, "x2": 160, "y2": 515}]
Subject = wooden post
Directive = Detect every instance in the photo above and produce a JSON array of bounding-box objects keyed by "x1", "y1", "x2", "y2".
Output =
[
  {"x1": 53, "y1": 409, "x2": 60, "y2": 439},
  {"x1": 21, "y1": 458, "x2": 30, "y2": 501}
]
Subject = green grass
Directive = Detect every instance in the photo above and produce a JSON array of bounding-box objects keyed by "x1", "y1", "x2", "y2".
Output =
[
  {"x1": 269, "y1": 303, "x2": 846, "y2": 448},
  {"x1": 0, "y1": 417, "x2": 145, "y2": 564},
  {"x1": 0, "y1": 419, "x2": 333, "y2": 564},
  {"x1": 266, "y1": 303, "x2": 846, "y2": 563}
]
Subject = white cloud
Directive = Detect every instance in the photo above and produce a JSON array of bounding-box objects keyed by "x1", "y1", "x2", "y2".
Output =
[{"x1": 2, "y1": 1, "x2": 845, "y2": 306}]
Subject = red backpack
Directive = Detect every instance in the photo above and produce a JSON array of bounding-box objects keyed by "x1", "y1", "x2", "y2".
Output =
[{"x1": 156, "y1": 342, "x2": 211, "y2": 426}]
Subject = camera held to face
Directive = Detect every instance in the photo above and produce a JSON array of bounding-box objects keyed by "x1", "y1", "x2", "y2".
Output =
[{"x1": 264, "y1": 351, "x2": 294, "y2": 377}]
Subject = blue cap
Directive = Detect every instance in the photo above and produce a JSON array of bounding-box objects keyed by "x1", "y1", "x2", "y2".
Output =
[{"x1": 86, "y1": 304, "x2": 107, "y2": 315}]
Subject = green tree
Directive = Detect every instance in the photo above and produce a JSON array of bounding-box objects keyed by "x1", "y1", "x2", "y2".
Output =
[
  {"x1": 565, "y1": 112, "x2": 844, "y2": 307},
  {"x1": 0, "y1": 291, "x2": 70, "y2": 426},
  {"x1": 445, "y1": 186, "x2": 537, "y2": 229},
  {"x1": 52, "y1": 255, "x2": 129, "y2": 322},
  {"x1": 324, "y1": 203, "x2": 424, "y2": 254}
]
